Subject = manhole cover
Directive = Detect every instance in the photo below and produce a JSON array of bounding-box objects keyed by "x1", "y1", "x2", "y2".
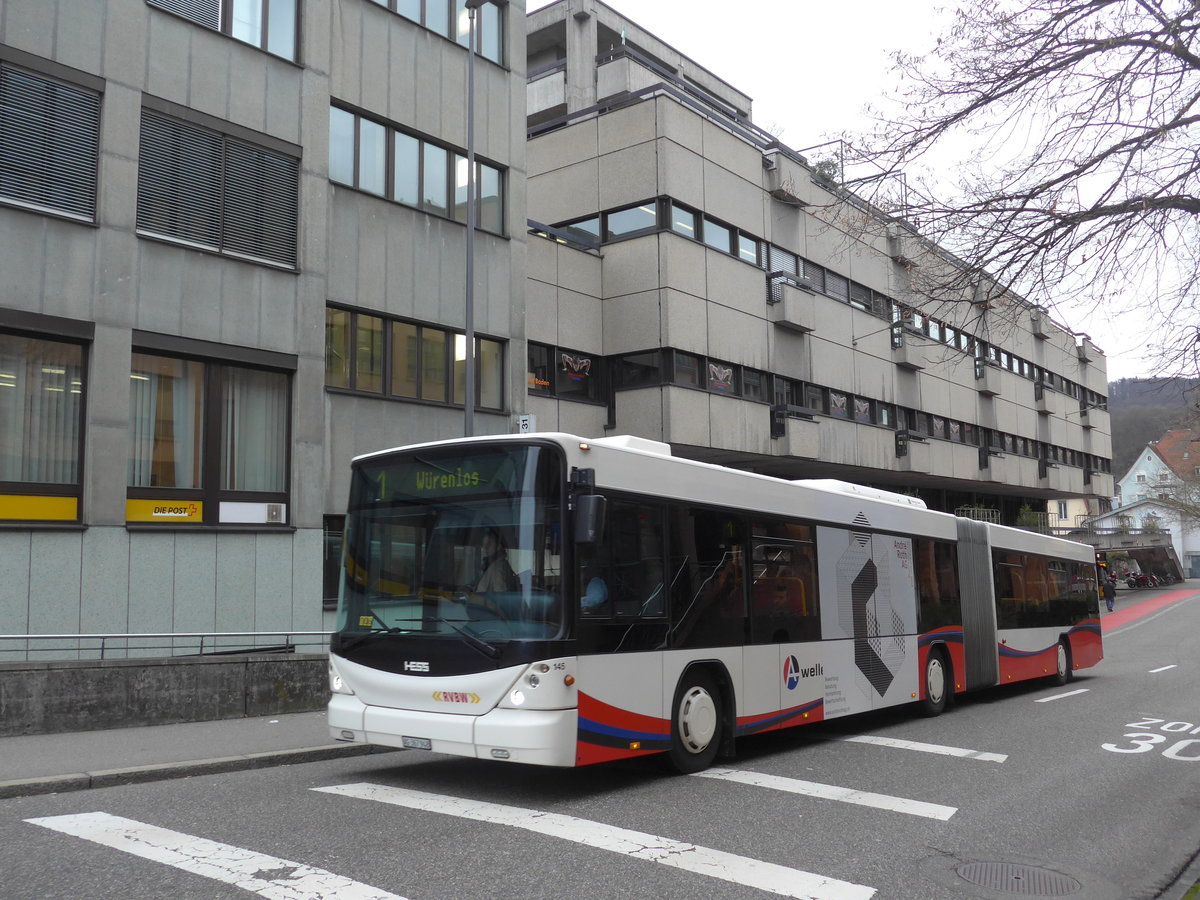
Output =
[{"x1": 956, "y1": 861, "x2": 1082, "y2": 896}]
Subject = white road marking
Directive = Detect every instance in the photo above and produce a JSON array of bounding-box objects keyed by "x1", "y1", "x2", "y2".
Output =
[
  {"x1": 695, "y1": 768, "x2": 956, "y2": 821},
  {"x1": 1035, "y1": 688, "x2": 1089, "y2": 703},
  {"x1": 25, "y1": 812, "x2": 402, "y2": 900},
  {"x1": 313, "y1": 782, "x2": 875, "y2": 900},
  {"x1": 840, "y1": 734, "x2": 1007, "y2": 763},
  {"x1": 1149, "y1": 665, "x2": 1178, "y2": 673}
]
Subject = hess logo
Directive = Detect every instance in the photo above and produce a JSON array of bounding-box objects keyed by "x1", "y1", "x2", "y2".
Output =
[{"x1": 403, "y1": 661, "x2": 430, "y2": 673}]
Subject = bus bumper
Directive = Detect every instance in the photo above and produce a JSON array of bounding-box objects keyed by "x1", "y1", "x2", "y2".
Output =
[{"x1": 328, "y1": 693, "x2": 578, "y2": 767}]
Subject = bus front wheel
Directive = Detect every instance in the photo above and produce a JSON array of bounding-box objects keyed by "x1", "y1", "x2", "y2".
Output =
[
  {"x1": 919, "y1": 649, "x2": 949, "y2": 717},
  {"x1": 1052, "y1": 639, "x2": 1073, "y2": 685},
  {"x1": 667, "y1": 670, "x2": 722, "y2": 773}
]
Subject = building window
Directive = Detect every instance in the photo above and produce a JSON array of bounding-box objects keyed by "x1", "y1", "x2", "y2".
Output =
[
  {"x1": 0, "y1": 331, "x2": 87, "y2": 521},
  {"x1": 136, "y1": 108, "x2": 300, "y2": 268},
  {"x1": 147, "y1": 0, "x2": 298, "y2": 60},
  {"x1": 323, "y1": 514, "x2": 345, "y2": 609},
  {"x1": 325, "y1": 307, "x2": 504, "y2": 409},
  {"x1": 127, "y1": 347, "x2": 291, "y2": 525},
  {"x1": 526, "y1": 342, "x2": 606, "y2": 404},
  {"x1": 702, "y1": 216, "x2": 732, "y2": 253},
  {"x1": 0, "y1": 61, "x2": 101, "y2": 221},
  {"x1": 328, "y1": 107, "x2": 505, "y2": 235},
  {"x1": 367, "y1": 0, "x2": 504, "y2": 64},
  {"x1": 604, "y1": 202, "x2": 657, "y2": 240},
  {"x1": 670, "y1": 203, "x2": 696, "y2": 238},
  {"x1": 616, "y1": 351, "x2": 662, "y2": 388}
]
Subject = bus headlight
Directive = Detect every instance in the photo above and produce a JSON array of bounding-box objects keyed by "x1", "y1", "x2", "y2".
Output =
[
  {"x1": 509, "y1": 689, "x2": 526, "y2": 706},
  {"x1": 329, "y1": 663, "x2": 354, "y2": 695}
]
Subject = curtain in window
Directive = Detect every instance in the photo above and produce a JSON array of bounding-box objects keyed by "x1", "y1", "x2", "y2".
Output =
[
  {"x1": 128, "y1": 354, "x2": 203, "y2": 488},
  {"x1": 0, "y1": 335, "x2": 83, "y2": 484},
  {"x1": 221, "y1": 367, "x2": 287, "y2": 492}
]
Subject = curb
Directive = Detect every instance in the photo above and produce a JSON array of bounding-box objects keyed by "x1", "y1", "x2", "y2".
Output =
[{"x1": 0, "y1": 743, "x2": 401, "y2": 800}]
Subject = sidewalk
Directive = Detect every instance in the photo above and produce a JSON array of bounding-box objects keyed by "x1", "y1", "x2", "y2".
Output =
[{"x1": 0, "y1": 710, "x2": 396, "y2": 800}]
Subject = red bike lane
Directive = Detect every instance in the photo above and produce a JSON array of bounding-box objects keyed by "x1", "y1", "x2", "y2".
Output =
[{"x1": 1102, "y1": 586, "x2": 1200, "y2": 632}]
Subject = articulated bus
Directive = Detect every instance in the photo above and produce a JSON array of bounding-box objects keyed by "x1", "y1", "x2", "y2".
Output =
[{"x1": 328, "y1": 433, "x2": 1102, "y2": 772}]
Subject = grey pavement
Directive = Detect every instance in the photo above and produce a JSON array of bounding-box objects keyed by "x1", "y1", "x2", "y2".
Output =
[{"x1": 0, "y1": 710, "x2": 396, "y2": 800}]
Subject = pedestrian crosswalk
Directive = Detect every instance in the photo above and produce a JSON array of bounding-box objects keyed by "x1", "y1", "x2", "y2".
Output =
[{"x1": 23, "y1": 731, "x2": 1010, "y2": 900}]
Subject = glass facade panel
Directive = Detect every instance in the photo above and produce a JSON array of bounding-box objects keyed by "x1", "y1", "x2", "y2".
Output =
[
  {"x1": 670, "y1": 204, "x2": 696, "y2": 238},
  {"x1": 324, "y1": 308, "x2": 351, "y2": 388},
  {"x1": 393, "y1": 132, "x2": 419, "y2": 206},
  {"x1": 426, "y1": 0, "x2": 449, "y2": 36},
  {"x1": 396, "y1": 0, "x2": 420, "y2": 21},
  {"x1": 528, "y1": 343, "x2": 552, "y2": 394},
  {"x1": 358, "y1": 117, "x2": 387, "y2": 196},
  {"x1": 230, "y1": 0, "x2": 263, "y2": 45},
  {"x1": 605, "y1": 203, "x2": 656, "y2": 238},
  {"x1": 453, "y1": 154, "x2": 469, "y2": 223},
  {"x1": 452, "y1": 334, "x2": 468, "y2": 405},
  {"x1": 738, "y1": 234, "x2": 758, "y2": 265},
  {"x1": 422, "y1": 143, "x2": 448, "y2": 214},
  {"x1": 479, "y1": 338, "x2": 503, "y2": 409},
  {"x1": 266, "y1": 0, "x2": 296, "y2": 57},
  {"x1": 480, "y1": 2, "x2": 502, "y2": 63},
  {"x1": 674, "y1": 352, "x2": 702, "y2": 387},
  {"x1": 355, "y1": 315, "x2": 384, "y2": 393},
  {"x1": 479, "y1": 163, "x2": 502, "y2": 233},
  {"x1": 391, "y1": 321, "x2": 419, "y2": 398},
  {"x1": 128, "y1": 353, "x2": 204, "y2": 489},
  {"x1": 702, "y1": 218, "x2": 731, "y2": 253},
  {"x1": 0, "y1": 334, "x2": 85, "y2": 485},
  {"x1": 421, "y1": 329, "x2": 448, "y2": 401}
]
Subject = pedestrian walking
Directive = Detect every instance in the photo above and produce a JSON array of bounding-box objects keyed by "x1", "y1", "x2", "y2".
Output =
[{"x1": 1101, "y1": 578, "x2": 1115, "y2": 612}]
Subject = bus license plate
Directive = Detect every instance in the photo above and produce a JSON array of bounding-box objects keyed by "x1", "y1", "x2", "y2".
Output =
[{"x1": 402, "y1": 736, "x2": 432, "y2": 750}]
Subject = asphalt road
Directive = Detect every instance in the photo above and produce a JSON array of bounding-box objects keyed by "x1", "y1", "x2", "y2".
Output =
[{"x1": 2, "y1": 593, "x2": 1197, "y2": 900}]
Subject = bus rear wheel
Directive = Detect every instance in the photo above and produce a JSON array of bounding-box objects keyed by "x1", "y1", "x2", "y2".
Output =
[
  {"x1": 1052, "y1": 639, "x2": 1073, "y2": 685},
  {"x1": 919, "y1": 648, "x2": 949, "y2": 717},
  {"x1": 667, "y1": 670, "x2": 722, "y2": 773}
]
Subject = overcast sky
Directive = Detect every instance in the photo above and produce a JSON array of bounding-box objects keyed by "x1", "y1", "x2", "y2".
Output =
[{"x1": 526, "y1": 0, "x2": 1153, "y2": 381}]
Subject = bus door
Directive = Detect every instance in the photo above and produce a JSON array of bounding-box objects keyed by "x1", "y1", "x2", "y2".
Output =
[{"x1": 955, "y1": 517, "x2": 999, "y2": 689}]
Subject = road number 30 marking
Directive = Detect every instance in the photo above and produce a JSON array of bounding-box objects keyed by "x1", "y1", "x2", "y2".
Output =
[{"x1": 1103, "y1": 718, "x2": 1200, "y2": 760}]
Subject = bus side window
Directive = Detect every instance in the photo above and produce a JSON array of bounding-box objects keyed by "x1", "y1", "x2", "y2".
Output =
[
  {"x1": 579, "y1": 499, "x2": 665, "y2": 618},
  {"x1": 749, "y1": 520, "x2": 819, "y2": 643},
  {"x1": 669, "y1": 508, "x2": 746, "y2": 648}
]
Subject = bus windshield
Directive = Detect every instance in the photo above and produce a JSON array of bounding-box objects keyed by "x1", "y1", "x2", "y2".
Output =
[{"x1": 335, "y1": 443, "x2": 565, "y2": 644}]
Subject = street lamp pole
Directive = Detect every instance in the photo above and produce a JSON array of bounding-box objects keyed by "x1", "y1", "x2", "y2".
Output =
[{"x1": 463, "y1": 0, "x2": 488, "y2": 438}]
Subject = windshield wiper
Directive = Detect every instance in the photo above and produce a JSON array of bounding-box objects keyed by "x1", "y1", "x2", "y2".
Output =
[{"x1": 423, "y1": 616, "x2": 501, "y2": 660}]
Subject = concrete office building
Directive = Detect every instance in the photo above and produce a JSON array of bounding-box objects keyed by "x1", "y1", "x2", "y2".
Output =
[
  {"x1": 0, "y1": 0, "x2": 526, "y2": 658},
  {"x1": 523, "y1": 0, "x2": 1114, "y2": 520}
]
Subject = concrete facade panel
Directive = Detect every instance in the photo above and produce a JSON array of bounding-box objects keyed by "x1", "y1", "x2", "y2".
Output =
[
  {"x1": 529, "y1": 160, "x2": 600, "y2": 224},
  {"x1": 228, "y1": 53, "x2": 270, "y2": 134},
  {"x1": 597, "y1": 143, "x2": 658, "y2": 211},
  {"x1": 704, "y1": 251, "x2": 764, "y2": 318},
  {"x1": 215, "y1": 532, "x2": 257, "y2": 634},
  {"x1": 708, "y1": 394, "x2": 772, "y2": 456},
  {"x1": 662, "y1": 385, "x2": 711, "y2": 446},
  {"x1": 614, "y1": 388, "x2": 665, "y2": 441},
  {"x1": 808, "y1": 337, "x2": 857, "y2": 394},
  {"x1": 555, "y1": 401, "x2": 608, "y2": 438},
  {"x1": 128, "y1": 533, "x2": 176, "y2": 639},
  {"x1": 28, "y1": 533, "x2": 83, "y2": 634},
  {"x1": 145, "y1": 13, "x2": 192, "y2": 102},
  {"x1": 0, "y1": 215, "x2": 46, "y2": 311},
  {"x1": 187, "y1": 33, "x2": 233, "y2": 120},
  {"x1": 555, "y1": 288, "x2": 602, "y2": 349},
  {"x1": 292, "y1": 528, "x2": 324, "y2": 629},
  {"x1": 707, "y1": 303, "x2": 767, "y2": 369},
  {"x1": 527, "y1": 119, "x2": 599, "y2": 178},
  {"x1": 597, "y1": 100, "x2": 658, "y2": 157},
  {"x1": 659, "y1": 234, "x2": 707, "y2": 300},
  {"x1": 44, "y1": 229, "x2": 100, "y2": 321},
  {"x1": 134, "y1": 244, "x2": 185, "y2": 335},
  {"x1": 172, "y1": 534, "x2": 218, "y2": 634},
  {"x1": 601, "y1": 238, "x2": 661, "y2": 299},
  {"x1": 604, "y1": 291, "x2": 662, "y2": 355},
  {"x1": 702, "y1": 159, "x2": 762, "y2": 235},
  {"x1": 700, "y1": 119, "x2": 760, "y2": 183},
  {"x1": 525, "y1": 278, "x2": 560, "y2": 344},
  {"x1": 181, "y1": 254, "x2": 231, "y2": 344},
  {"x1": 658, "y1": 139, "x2": 704, "y2": 210},
  {"x1": 662, "y1": 289, "x2": 708, "y2": 355},
  {"x1": 79, "y1": 529, "x2": 132, "y2": 636},
  {"x1": 0, "y1": 532, "x2": 32, "y2": 637},
  {"x1": 254, "y1": 533, "x2": 295, "y2": 630}
]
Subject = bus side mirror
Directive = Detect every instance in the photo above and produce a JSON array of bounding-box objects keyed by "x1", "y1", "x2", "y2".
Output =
[{"x1": 575, "y1": 494, "x2": 607, "y2": 545}]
